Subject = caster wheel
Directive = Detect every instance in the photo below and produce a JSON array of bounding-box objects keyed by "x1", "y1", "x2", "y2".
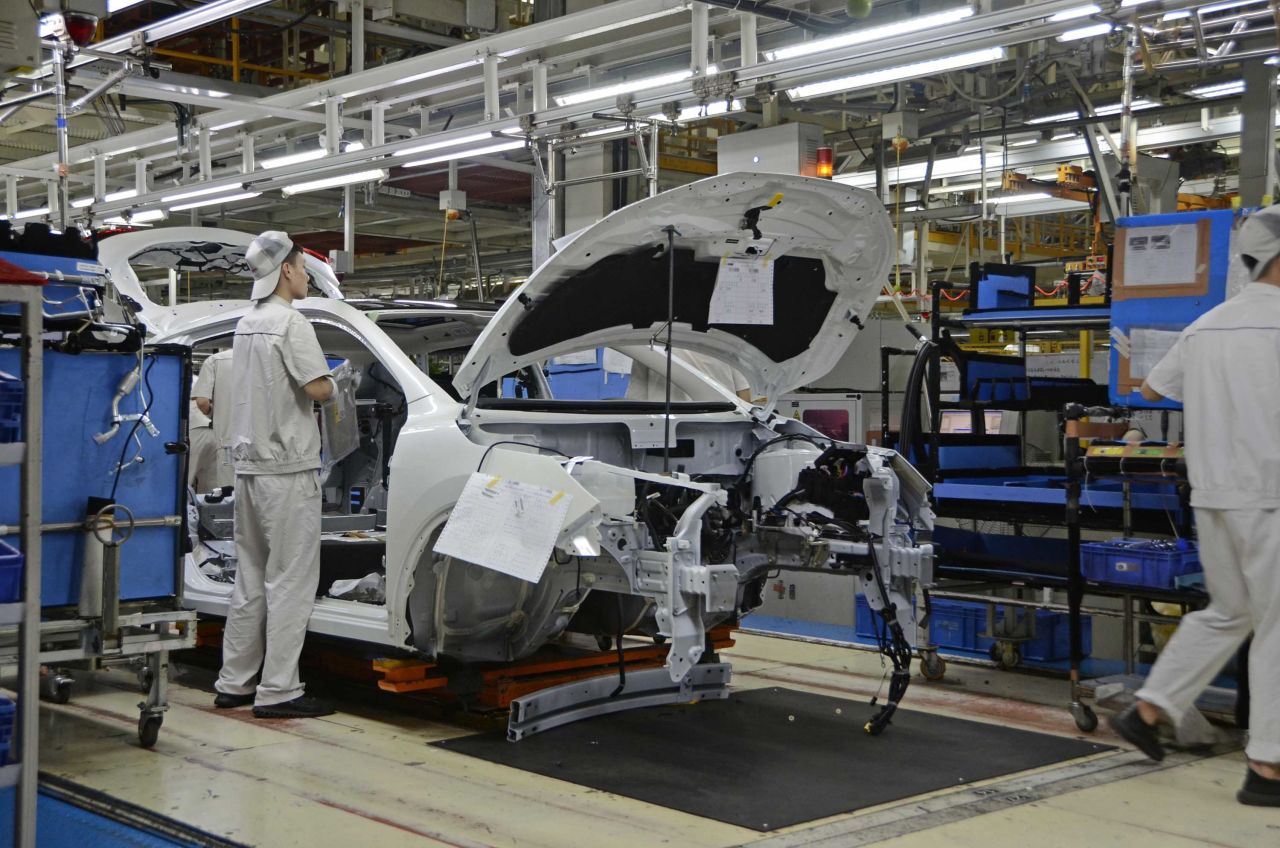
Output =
[
  {"x1": 920, "y1": 652, "x2": 946, "y2": 682},
  {"x1": 1072, "y1": 703, "x2": 1098, "y2": 733},
  {"x1": 137, "y1": 667, "x2": 155, "y2": 695},
  {"x1": 53, "y1": 681, "x2": 72, "y2": 704},
  {"x1": 595, "y1": 635, "x2": 614, "y2": 652},
  {"x1": 138, "y1": 715, "x2": 163, "y2": 748},
  {"x1": 992, "y1": 644, "x2": 1021, "y2": 670}
]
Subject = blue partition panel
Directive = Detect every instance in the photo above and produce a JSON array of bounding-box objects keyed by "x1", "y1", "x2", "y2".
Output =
[{"x1": 0, "y1": 347, "x2": 188, "y2": 605}]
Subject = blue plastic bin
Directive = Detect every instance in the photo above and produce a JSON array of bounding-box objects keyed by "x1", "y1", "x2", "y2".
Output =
[
  {"x1": 1080, "y1": 538, "x2": 1200, "y2": 590},
  {"x1": 0, "y1": 370, "x2": 21, "y2": 443},
  {"x1": 857, "y1": 596, "x2": 1091, "y2": 662},
  {"x1": 0, "y1": 539, "x2": 20, "y2": 603},
  {"x1": 0, "y1": 694, "x2": 13, "y2": 766}
]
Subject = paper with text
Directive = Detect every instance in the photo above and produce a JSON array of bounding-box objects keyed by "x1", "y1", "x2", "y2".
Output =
[
  {"x1": 1129, "y1": 327, "x2": 1183, "y2": 379},
  {"x1": 709, "y1": 256, "x2": 774, "y2": 325},
  {"x1": 1123, "y1": 224, "x2": 1200, "y2": 286},
  {"x1": 433, "y1": 473, "x2": 573, "y2": 583}
]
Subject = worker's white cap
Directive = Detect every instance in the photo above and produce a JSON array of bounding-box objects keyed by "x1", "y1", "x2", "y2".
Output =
[
  {"x1": 1238, "y1": 206, "x2": 1280, "y2": 281},
  {"x1": 246, "y1": 230, "x2": 295, "y2": 300}
]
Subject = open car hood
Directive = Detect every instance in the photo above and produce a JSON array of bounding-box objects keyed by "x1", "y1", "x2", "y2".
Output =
[{"x1": 453, "y1": 173, "x2": 892, "y2": 410}]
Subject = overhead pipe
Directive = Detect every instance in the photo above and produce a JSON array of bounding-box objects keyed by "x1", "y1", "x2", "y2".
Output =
[{"x1": 67, "y1": 62, "x2": 133, "y2": 114}]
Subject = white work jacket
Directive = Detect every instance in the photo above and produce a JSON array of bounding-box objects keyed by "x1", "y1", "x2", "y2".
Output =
[
  {"x1": 1147, "y1": 282, "x2": 1280, "y2": 510},
  {"x1": 228, "y1": 295, "x2": 331, "y2": 476}
]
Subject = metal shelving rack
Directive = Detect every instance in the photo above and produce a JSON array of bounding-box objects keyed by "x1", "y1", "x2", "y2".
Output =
[{"x1": 1, "y1": 280, "x2": 43, "y2": 848}]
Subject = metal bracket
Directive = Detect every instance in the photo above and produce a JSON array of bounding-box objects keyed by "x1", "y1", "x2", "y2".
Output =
[{"x1": 507, "y1": 662, "x2": 731, "y2": 741}]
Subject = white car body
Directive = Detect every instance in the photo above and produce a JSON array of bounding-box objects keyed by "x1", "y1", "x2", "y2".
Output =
[{"x1": 103, "y1": 173, "x2": 928, "y2": 679}]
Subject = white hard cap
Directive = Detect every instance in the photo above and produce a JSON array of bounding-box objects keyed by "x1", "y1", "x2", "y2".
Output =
[
  {"x1": 246, "y1": 230, "x2": 294, "y2": 300},
  {"x1": 1238, "y1": 206, "x2": 1280, "y2": 281}
]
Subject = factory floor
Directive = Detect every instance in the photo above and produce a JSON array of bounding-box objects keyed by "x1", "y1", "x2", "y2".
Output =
[{"x1": 36, "y1": 633, "x2": 1276, "y2": 848}]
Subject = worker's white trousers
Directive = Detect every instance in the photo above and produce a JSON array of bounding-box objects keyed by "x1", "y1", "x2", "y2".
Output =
[
  {"x1": 188, "y1": 426, "x2": 219, "y2": 492},
  {"x1": 1136, "y1": 507, "x2": 1280, "y2": 763},
  {"x1": 214, "y1": 470, "x2": 321, "y2": 707}
]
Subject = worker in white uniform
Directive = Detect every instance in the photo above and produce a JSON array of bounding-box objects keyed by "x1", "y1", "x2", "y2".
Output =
[
  {"x1": 1110, "y1": 206, "x2": 1280, "y2": 806},
  {"x1": 192, "y1": 348, "x2": 235, "y2": 490},
  {"x1": 187, "y1": 385, "x2": 218, "y2": 492},
  {"x1": 212, "y1": 231, "x2": 336, "y2": 719}
]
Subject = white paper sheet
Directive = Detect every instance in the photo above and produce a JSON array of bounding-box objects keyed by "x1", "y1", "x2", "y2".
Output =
[
  {"x1": 1128, "y1": 327, "x2": 1183, "y2": 379},
  {"x1": 602, "y1": 348, "x2": 633, "y2": 375},
  {"x1": 709, "y1": 256, "x2": 774, "y2": 325},
  {"x1": 433, "y1": 472, "x2": 573, "y2": 583},
  {"x1": 1122, "y1": 224, "x2": 1201, "y2": 286},
  {"x1": 552, "y1": 349, "x2": 598, "y2": 366}
]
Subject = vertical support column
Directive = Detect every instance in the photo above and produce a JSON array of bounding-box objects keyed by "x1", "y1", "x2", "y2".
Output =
[
  {"x1": 739, "y1": 13, "x2": 757, "y2": 68},
  {"x1": 168, "y1": 268, "x2": 178, "y2": 307},
  {"x1": 483, "y1": 53, "x2": 500, "y2": 122},
  {"x1": 231, "y1": 17, "x2": 241, "y2": 82},
  {"x1": 16, "y1": 287, "x2": 43, "y2": 848},
  {"x1": 134, "y1": 158, "x2": 148, "y2": 197},
  {"x1": 649, "y1": 123, "x2": 660, "y2": 197},
  {"x1": 531, "y1": 62, "x2": 549, "y2": 114},
  {"x1": 691, "y1": 3, "x2": 710, "y2": 74},
  {"x1": 240, "y1": 133, "x2": 255, "y2": 173},
  {"x1": 1079, "y1": 331, "x2": 1092, "y2": 380},
  {"x1": 351, "y1": 0, "x2": 366, "y2": 74},
  {"x1": 92, "y1": 154, "x2": 106, "y2": 203},
  {"x1": 52, "y1": 42, "x2": 70, "y2": 231},
  {"x1": 198, "y1": 127, "x2": 212, "y2": 181},
  {"x1": 5, "y1": 176, "x2": 16, "y2": 218},
  {"x1": 532, "y1": 155, "x2": 552, "y2": 272},
  {"x1": 1240, "y1": 58, "x2": 1278, "y2": 207},
  {"x1": 371, "y1": 102, "x2": 387, "y2": 147}
]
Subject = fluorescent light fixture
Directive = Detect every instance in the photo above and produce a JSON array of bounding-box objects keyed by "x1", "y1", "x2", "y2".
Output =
[
  {"x1": 170, "y1": 191, "x2": 262, "y2": 211},
  {"x1": 647, "y1": 99, "x2": 745, "y2": 122},
  {"x1": 1049, "y1": 4, "x2": 1101, "y2": 22},
  {"x1": 1027, "y1": 109, "x2": 1081, "y2": 124},
  {"x1": 259, "y1": 148, "x2": 327, "y2": 170},
  {"x1": 1161, "y1": 10, "x2": 1191, "y2": 20},
  {"x1": 1198, "y1": 0, "x2": 1267, "y2": 14},
  {"x1": 941, "y1": 179, "x2": 1003, "y2": 192},
  {"x1": 162, "y1": 183, "x2": 245, "y2": 203},
  {"x1": 12, "y1": 207, "x2": 50, "y2": 221},
  {"x1": 401, "y1": 139, "x2": 526, "y2": 169},
  {"x1": 1119, "y1": 0, "x2": 1161, "y2": 6},
  {"x1": 280, "y1": 169, "x2": 388, "y2": 196},
  {"x1": 395, "y1": 131, "x2": 502, "y2": 159},
  {"x1": 1009, "y1": 138, "x2": 1039, "y2": 147},
  {"x1": 991, "y1": 192, "x2": 1053, "y2": 204},
  {"x1": 209, "y1": 119, "x2": 247, "y2": 132},
  {"x1": 1058, "y1": 22, "x2": 1114, "y2": 41},
  {"x1": 553, "y1": 69, "x2": 693, "y2": 107},
  {"x1": 1267, "y1": 56, "x2": 1280, "y2": 66},
  {"x1": 107, "y1": 0, "x2": 147, "y2": 11},
  {"x1": 71, "y1": 188, "x2": 137, "y2": 209},
  {"x1": 787, "y1": 46, "x2": 1005, "y2": 100},
  {"x1": 765, "y1": 6, "x2": 975, "y2": 62},
  {"x1": 1186, "y1": 80, "x2": 1245, "y2": 98},
  {"x1": 1052, "y1": 131, "x2": 1078, "y2": 140},
  {"x1": 1097, "y1": 98, "x2": 1160, "y2": 114},
  {"x1": 104, "y1": 209, "x2": 167, "y2": 224}
]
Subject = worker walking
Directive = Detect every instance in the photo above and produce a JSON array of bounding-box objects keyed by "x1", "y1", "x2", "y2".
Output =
[
  {"x1": 187, "y1": 383, "x2": 219, "y2": 492},
  {"x1": 213, "y1": 232, "x2": 336, "y2": 719},
  {"x1": 1112, "y1": 206, "x2": 1280, "y2": 806},
  {"x1": 192, "y1": 348, "x2": 235, "y2": 490}
]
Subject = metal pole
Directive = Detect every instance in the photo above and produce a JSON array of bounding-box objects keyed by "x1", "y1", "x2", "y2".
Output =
[
  {"x1": 351, "y1": 0, "x2": 365, "y2": 74},
  {"x1": 52, "y1": 43, "x2": 70, "y2": 231},
  {"x1": 1118, "y1": 18, "x2": 1137, "y2": 216},
  {"x1": 661, "y1": 225, "x2": 680, "y2": 472},
  {"x1": 17, "y1": 287, "x2": 44, "y2": 848},
  {"x1": 691, "y1": 2, "x2": 710, "y2": 75},
  {"x1": 649, "y1": 123, "x2": 660, "y2": 197},
  {"x1": 739, "y1": 13, "x2": 758, "y2": 67}
]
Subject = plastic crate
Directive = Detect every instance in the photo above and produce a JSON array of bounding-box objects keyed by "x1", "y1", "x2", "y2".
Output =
[
  {"x1": 0, "y1": 539, "x2": 21, "y2": 603},
  {"x1": 0, "y1": 694, "x2": 12, "y2": 766},
  {"x1": 858, "y1": 596, "x2": 1091, "y2": 662},
  {"x1": 1080, "y1": 538, "x2": 1200, "y2": 590},
  {"x1": 0, "y1": 370, "x2": 21, "y2": 443}
]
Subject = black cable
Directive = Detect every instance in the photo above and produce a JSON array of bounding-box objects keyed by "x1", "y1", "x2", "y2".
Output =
[
  {"x1": 476, "y1": 440, "x2": 570, "y2": 472},
  {"x1": 735, "y1": 433, "x2": 830, "y2": 489},
  {"x1": 609, "y1": 594, "x2": 626, "y2": 698},
  {"x1": 109, "y1": 355, "x2": 157, "y2": 503}
]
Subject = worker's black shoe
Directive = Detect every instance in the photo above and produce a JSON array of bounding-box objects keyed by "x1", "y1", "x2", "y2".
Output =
[
  {"x1": 1238, "y1": 768, "x2": 1280, "y2": 807},
  {"x1": 213, "y1": 692, "x2": 254, "y2": 709},
  {"x1": 1108, "y1": 704, "x2": 1165, "y2": 761},
  {"x1": 252, "y1": 696, "x2": 335, "y2": 719}
]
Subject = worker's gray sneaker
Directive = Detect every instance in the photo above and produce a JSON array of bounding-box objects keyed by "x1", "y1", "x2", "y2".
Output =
[
  {"x1": 1238, "y1": 769, "x2": 1280, "y2": 807},
  {"x1": 1108, "y1": 704, "x2": 1165, "y2": 761},
  {"x1": 213, "y1": 692, "x2": 254, "y2": 709},
  {"x1": 252, "y1": 696, "x2": 335, "y2": 719}
]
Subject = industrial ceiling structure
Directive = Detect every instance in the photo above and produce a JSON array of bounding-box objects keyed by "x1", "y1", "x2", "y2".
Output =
[{"x1": 0, "y1": 0, "x2": 1275, "y2": 298}]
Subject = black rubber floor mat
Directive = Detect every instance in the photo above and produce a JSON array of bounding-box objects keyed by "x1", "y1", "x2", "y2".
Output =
[{"x1": 433, "y1": 686, "x2": 1113, "y2": 832}]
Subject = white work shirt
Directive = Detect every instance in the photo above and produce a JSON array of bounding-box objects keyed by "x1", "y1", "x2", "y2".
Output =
[
  {"x1": 193, "y1": 348, "x2": 233, "y2": 448},
  {"x1": 1147, "y1": 282, "x2": 1280, "y2": 509},
  {"x1": 228, "y1": 295, "x2": 331, "y2": 476}
]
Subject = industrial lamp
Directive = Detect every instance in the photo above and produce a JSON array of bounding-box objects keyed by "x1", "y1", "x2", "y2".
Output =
[{"x1": 816, "y1": 147, "x2": 834, "y2": 179}]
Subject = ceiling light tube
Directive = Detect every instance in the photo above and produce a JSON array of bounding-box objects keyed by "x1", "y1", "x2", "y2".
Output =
[
  {"x1": 1119, "y1": 0, "x2": 1161, "y2": 6},
  {"x1": 71, "y1": 188, "x2": 137, "y2": 208},
  {"x1": 787, "y1": 46, "x2": 1005, "y2": 100},
  {"x1": 991, "y1": 192, "x2": 1053, "y2": 204},
  {"x1": 104, "y1": 209, "x2": 167, "y2": 224},
  {"x1": 280, "y1": 169, "x2": 388, "y2": 196},
  {"x1": 11, "y1": 207, "x2": 50, "y2": 221},
  {"x1": 395, "y1": 131, "x2": 504, "y2": 159},
  {"x1": 1186, "y1": 80, "x2": 1245, "y2": 98},
  {"x1": 170, "y1": 191, "x2": 262, "y2": 211},
  {"x1": 553, "y1": 69, "x2": 693, "y2": 107},
  {"x1": 259, "y1": 148, "x2": 327, "y2": 170},
  {"x1": 648, "y1": 99, "x2": 745, "y2": 122},
  {"x1": 1049, "y1": 4, "x2": 1101, "y2": 22},
  {"x1": 162, "y1": 183, "x2": 244, "y2": 203},
  {"x1": 1058, "y1": 22, "x2": 1115, "y2": 40},
  {"x1": 765, "y1": 6, "x2": 976, "y2": 63},
  {"x1": 400, "y1": 139, "x2": 526, "y2": 169}
]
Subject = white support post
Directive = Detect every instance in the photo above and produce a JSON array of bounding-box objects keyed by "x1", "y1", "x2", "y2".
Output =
[
  {"x1": 240, "y1": 133, "x2": 255, "y2": 173},
  {"x1": 198, "y1": 127, "x2": 212, "y2": 181},
  {"x1": 93, "y1": 154, "x2": 106, "y2": 202},
  {"x1": 46, "y1": 182, "x2": 57, "y2": 221},
  {"x1": 483, "y1": 53, "x2": 500, "y2": 122},
  {"x1": 448, "y1": 158, "x2": 459, "y2": 192},
  {"x1": 325, "y1": 98, "x2": 342, "y2": 154},
  {"x1": 134, "y1": 158, "x2": 148, "y2": 196},
  {"x1": 351, "y1": 0, "x2": 366, "y2": 74},
  {"x1": 691, "y1": 3, "x2": 709, "y2": 74},
  {"x1": 739, "y1": 13, "x2": 757, "y2": 68},
  {"x1": 532, "y1": 62, "x2": 549, "y2": 114},
  {"x1": 371, "y1": 101, "x2": 387, "y2": 147},
  {"x1": 167, "y1": 268, "x2": 178, "y2": 307},
  {"x1": 5, "y1": 176, "x2": 16, "y2": 218}
]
